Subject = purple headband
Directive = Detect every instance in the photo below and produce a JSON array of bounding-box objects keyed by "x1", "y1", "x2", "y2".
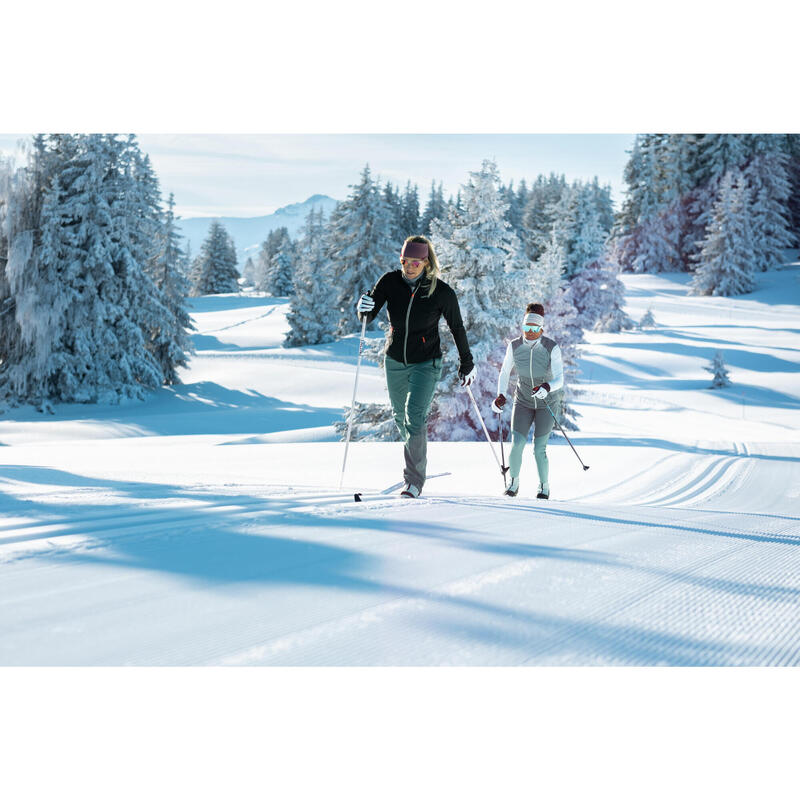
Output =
[{"x1": 401, "y1": 241, "x2": 429, "y2": 260}]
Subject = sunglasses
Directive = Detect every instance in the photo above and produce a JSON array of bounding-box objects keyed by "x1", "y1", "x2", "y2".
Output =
[
  {"x1": 523, "y1": 324, "x2": 542, "y2": 333},
  {"x1": 401, "y1": 258, "x2": 426, "y2": 268}
]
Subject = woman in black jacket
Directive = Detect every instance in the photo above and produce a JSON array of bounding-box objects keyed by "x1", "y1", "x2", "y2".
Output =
[{"x1": 356, "y1": 235, "x2": 476, "y2": 498}]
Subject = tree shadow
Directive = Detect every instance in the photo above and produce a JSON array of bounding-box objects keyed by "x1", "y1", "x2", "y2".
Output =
[{"x1": 3, "y1": 466, "x2": 798, "y2": 665}]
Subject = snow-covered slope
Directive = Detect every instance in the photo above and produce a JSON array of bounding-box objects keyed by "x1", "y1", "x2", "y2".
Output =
[
  {"x1": 177, "y1": 194, "x2": 338, "y2": 260},
  {"x1": 1, "y1": 264, "x2": 798, "y2": 665}
]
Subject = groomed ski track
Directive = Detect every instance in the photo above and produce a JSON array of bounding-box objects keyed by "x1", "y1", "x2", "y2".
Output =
[{"x1": 1, "y1": 439, "x2": 798, "y2": 666}]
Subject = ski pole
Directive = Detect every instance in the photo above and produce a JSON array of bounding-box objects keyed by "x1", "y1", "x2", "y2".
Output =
[
  {"x1": 499, "y1": 410, "x2": 509, "y2": 487},
  {"x1": 542, "y1": 398, "x2": 590, "y2": 471},
  {"x1": 339, "y1": 315, "x2": 368, "y2": 489},
  {"x1": 465, "y1": 385, "x2": 506, "y2": 480}
]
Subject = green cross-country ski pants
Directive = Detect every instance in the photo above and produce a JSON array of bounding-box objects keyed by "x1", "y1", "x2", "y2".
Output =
[
  {"x1": 508, "y1": 399, "x2": 561, "y2": 485},
  {"x1": 384, "y1": 355, "x2": 443, "y2": 492}
]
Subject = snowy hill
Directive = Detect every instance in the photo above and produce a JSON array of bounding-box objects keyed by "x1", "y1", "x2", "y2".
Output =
[
  {"x1": 1, "y1": 264, "x2": 799, "y2": 665},
  {"x1": 176, "y1": 193, "x2": 338, "y2": 260}
]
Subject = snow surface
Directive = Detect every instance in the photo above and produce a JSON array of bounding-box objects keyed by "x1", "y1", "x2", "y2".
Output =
[{"x1": 1, "y1": 265, "x2": 799, "y2": 665}]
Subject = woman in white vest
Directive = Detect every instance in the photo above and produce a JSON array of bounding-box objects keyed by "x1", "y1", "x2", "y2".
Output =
[{"x1": 491, "y1": 302, "x2": 564, "y2": 498}]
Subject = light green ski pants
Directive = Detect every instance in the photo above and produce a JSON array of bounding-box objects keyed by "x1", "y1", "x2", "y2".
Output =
[
  {"x1": 384, "y1": 355, "x2": 443, "y2": 492},
  {"x1": 508, "y1": 400, "x2": 560, "y2": 485}
]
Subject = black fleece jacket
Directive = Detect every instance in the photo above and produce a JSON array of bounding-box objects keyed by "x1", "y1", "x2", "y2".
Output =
[{"x1": 358, "y1": 270, "x2": 474, "y2": 375}]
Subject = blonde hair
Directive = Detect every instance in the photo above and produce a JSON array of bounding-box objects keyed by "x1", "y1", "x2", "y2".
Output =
[{"x1": 401, "y1": 234, "x2": 439, "y2": 298}]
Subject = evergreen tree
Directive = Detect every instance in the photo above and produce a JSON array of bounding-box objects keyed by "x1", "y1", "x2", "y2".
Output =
[
  {"x1": 3, "y1": 134, "x2": 164, "y2": 404},
  {"x1": 420, "y1": 180, "x2": 446, "y2": 236},
  {"x1": 284, "y1": 208, "x2": 338, "y2": 347},
  {"x1": 334, "y1": 401, "x2": 402, "y2": 442},
  {"x1": 570, "y1": 254, "x2": 631, "y2": 332},
  {"x1": 400, "y1": 181, "x2": 420, "y2": 236},
  {"x1": 638, "y1": 307, "x2": 656, "y2": 328},
  {"x1": 744, "y1": 136, "x2": 794, "y2": 271},
  {"x1": 542, "y1": 282, "x2": 583, "y2": 430},
  {"x1": 268, "y1": 228, "x2": 296, "y2": 296},
  {"x1": 191, "y1": 220, "x2": 240, "y2": 295},
  {"x1": 327, "y1": 164, "x2": 397, "y2": 336},
  {"x1": 241, "y1": 256, "x2": 257, "y2": 286},
  {"x1": 705, "y1": 351, "x2": 731, "y2": 388},
  {"x1": 520, "y1": 173, "x2": 567, "y2": 261},
  {"x1": 784, "y1": 134, "x2": 800, "y2": 238},
  {"x1": 148, "y1": 193, "x2": 195, "y2": 384},
  {"x1": 690, "y1": 170, "x2": 758, "y2": 297},
  {"x1": 428, "y1": 159, "x2": 529, "y2": 441},
  {"x1": 382, "y1": 180, "x2": 405, "y2": 243}
]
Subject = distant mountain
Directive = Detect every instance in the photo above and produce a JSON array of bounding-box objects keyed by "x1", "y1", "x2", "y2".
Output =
[{"x1": 176, "y1": 194, "x2": 339, "y2": 263}]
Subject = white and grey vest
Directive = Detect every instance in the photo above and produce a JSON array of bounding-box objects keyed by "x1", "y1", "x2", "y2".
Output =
[{"x1": 510, "y1": 335, "x2": 563, "y2": 410}]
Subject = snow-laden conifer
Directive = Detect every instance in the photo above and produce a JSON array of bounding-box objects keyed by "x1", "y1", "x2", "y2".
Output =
[
  {"x1": 148, "y1": 193, "x2": 195, "y2": 384},
  {"x1": 705, "y1": 351, "x2": 731, "y2": 388},
  {"x1": 6, "y1": 135, "x2": 164, "y2": 403},
  {"x1": 268, "y1": 229, "x2": 296, "y2": 297},
  {"x1": 327, "y1": 165, "x2": 397, "y2": 336},
  {"x1": 334, "y1": 401, "x2": 402, "y2": 442},
  {"x1": 284, "y1": 208, "x2": 338, "y2": 347},
  {"x1": 420, "y1": 180, "x2": 446, "y2": 236},
  {"x1": 744, "y1": 137, "x2": 794, "y2": 271},
  {"x1": 191, "y1": 220, "x2": 240, "y2": 295},
  {"x1": 570, "y1": 254, "x2": 632, "y2": 332},
  {"x1": 241, "y1": 256, "x2": 257, "y2": 287},
  {"x1": 691, "y1": 170, "x2": 758, "y2": 297},
  {"x1": 400, "y1": 181, "x2": 420, "y2": 237},
  {"x1": 427, "y1": 159, "x2": 529, "y2": 441},
  {"x1": 638, "y1": 307, "x2": 656, "y2": 328}
]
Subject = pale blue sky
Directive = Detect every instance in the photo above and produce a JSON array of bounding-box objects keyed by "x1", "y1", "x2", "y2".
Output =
[{"x1": 0, "y1": 133, "x2": 635, "y2": 219}]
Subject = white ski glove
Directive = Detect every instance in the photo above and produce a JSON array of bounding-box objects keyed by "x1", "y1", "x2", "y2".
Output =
[
  {"x1": 356, "y1": 294, "x2": 375, "y2": 314},
  {"x1": 532, "y1": 384, "x2": 549, "y2": 400},
  {"x1": 459, "y1": 365, "x2": 477, "y2": 388}
]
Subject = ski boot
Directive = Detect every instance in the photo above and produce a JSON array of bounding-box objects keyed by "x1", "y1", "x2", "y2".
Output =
[
  {"x1": 400, "y1": 483, "x2": 421, "y2": 498},
  {"x1": 504, "y1": 477, "x2": 520, "y2": 497},
  {"x1": 537, "y1": 482, "x2": 550, "y2": 500}
]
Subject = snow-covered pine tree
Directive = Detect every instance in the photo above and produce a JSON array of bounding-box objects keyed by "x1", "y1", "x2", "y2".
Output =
[
  {"x1": 400, "y1": 181, "x2": 420, "y2": 237},
  {"x1": 241, "y1": 256, "x2": 256, "y2": 287},
  {"x1": 629, "y1": 135, "x2": 682, "y2": 274},
  {"x1": 333, "y1": 401, "x2": 401, "y2": 442},
  {"x1": 382, "y1": 180, "x2": 405, "y2": 244},
  {"x1": 268, "y1": 228, "x2": 296, "y2": 297},
  {"x1": 542, "y1": 282, "x2": 583, "y2": 430},
  {"x1": 589, "y1": 177, "x2": 615, "y2": 234},
  {"x1": 531, "y1": 232, "x2": 567, "y2": 306},
  {"x1": 784, "y1": 134, "x2": 800, "y2": 238},
  {"x1": 428, "y1": 159, "x2": 529, "y2": 441},
  {"x1": 420, "y1": 180, "x2": 446, "y2": 236},
  {"x1": 639, "y1": 306, "x2": 656, "y2": 328},
  {"x1": 520, "y1": 173, "x2": 567, "y2": 262},
  {"x1": 690, "y1": 169, "x2": 758, "y2": 297},
  {"x1": 123, "y1": 140, "x2": 193, "y2": 387},
  {"x1": 4, "y1": 134, "x2": 164, "y2": 404},
  {"x1": 327, "y1": 165, "x2": 397, "y2": 336},
  {"x1": 744, "y1": 136, "x2": 794, "y2": 271},
  {"x1": 191, "y1": 220, "x2": 240, "y2": 295},
  {"x1": 567, "y1": 184, "x2": 608, "y2": 278},
  {"x1": 253, "y1": 229, "x2": 281, "y2": 292},
  {"x1": 705, "y1": 351, "x2": 731, "y2": 388},
  {"x1": 148, "y1": 193, "x2": 195, "y2": 384},
  {"x1": 570, "y1": 252, "x2": 632, "y2": 332},
  {"x1": 502, "y1": 179, "x2": 525, "y2": 232},
  {"x1": 284, "y1": 208, "x2": 338, "y2": 347},
  {"x1": 686, "y1": 134, "x2": 753, "y2": 269}
]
